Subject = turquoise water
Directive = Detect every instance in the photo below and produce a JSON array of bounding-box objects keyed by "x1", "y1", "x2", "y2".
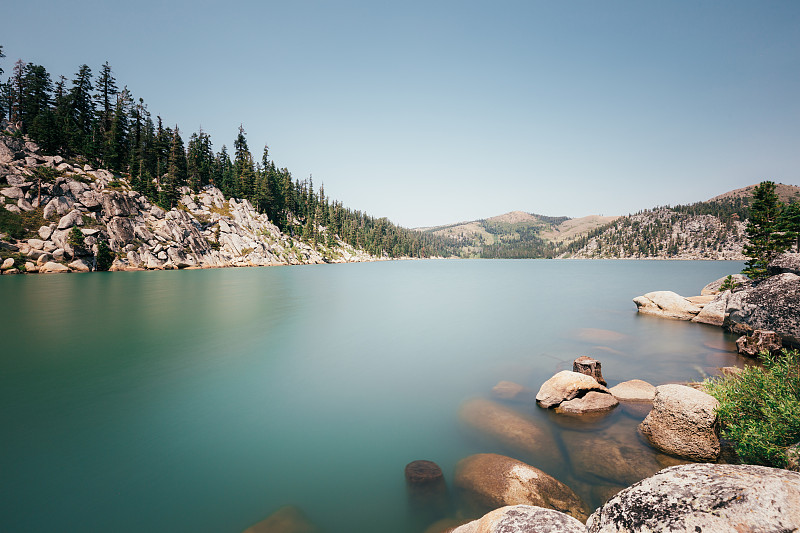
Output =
[{"x1": 0, "y1": 260, "x2": 745, "y2": 532}]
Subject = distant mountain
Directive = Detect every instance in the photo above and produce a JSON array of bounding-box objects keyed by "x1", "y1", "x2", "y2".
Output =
[
  {"x1": 420, "y1": 183, "x2": 800, "y2": 260},
  {"x1": 418, "y1": 211, "x2": 619, "y2": 258}
]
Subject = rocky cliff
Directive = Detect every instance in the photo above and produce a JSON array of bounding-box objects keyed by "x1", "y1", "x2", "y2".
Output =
[{"x1": 0, "y1": 134, "x2": 378, "y2": 274}]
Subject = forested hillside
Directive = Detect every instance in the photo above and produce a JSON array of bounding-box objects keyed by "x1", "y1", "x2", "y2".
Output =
[
  {"x1": 0, "y1": 49, "x2": 456, "y2": 258},
  {"x1": 560, "y1": 187, "x2": 800, "y2": 259}
]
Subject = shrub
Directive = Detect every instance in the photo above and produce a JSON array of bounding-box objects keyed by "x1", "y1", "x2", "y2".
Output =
[
  {"x1": 705, "y1": 348, "x2": 800, "y2": 467},
  {"x1": 719, "y1": 274, "x2": 738, "y2": 292}
]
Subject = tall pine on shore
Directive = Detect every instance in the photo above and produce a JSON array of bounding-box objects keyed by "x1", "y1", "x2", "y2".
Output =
[{"x1": 742, "y1": 181, "x2": 792, "y2": 279}]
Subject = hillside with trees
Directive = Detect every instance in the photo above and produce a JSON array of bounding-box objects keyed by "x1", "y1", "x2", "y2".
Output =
[
  {"x1": 561, "y1": 184, "x2": 800, "y2": 260},
  {"x1": 0, "y1": 49, "x2": 457, "y2": 259}
]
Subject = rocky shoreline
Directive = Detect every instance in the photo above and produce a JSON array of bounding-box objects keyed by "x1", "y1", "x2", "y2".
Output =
[
  {"x1": 1, "y1": 134, "x2": 387, "y2": 275},
  {"x1": 632, "y1": 254, "x2": 800, "y2": 348}
]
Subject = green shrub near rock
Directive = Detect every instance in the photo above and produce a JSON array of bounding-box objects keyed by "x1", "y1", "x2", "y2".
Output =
[{"x1": 705, "y1": 348, "x2": 800, "y2": 468}]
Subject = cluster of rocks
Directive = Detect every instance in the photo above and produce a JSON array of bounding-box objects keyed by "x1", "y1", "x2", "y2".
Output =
[
  {"x1": 633, "y1": 257, "x2": 800, "y2": 348},
  {"x1": 413, "y1": 359, "x2": 800, "y2": 532},
  {"x1": 1, "y1": 134, "x2": 380, "y2": 275},
  {"x1": 448, "y1": 460, "x2": 800, "y2": 533}
]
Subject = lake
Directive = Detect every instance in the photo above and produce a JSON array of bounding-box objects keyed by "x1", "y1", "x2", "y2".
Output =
[{"x1": 0, "y1": 259, "x2": 747, "y2": 532}]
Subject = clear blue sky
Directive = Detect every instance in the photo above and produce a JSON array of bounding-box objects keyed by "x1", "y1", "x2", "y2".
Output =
[{"x1": 3, "y1": 1, "x2": 799, "y2": 228}]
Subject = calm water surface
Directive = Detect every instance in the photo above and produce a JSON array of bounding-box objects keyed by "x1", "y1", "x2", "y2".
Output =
[{"x1": 0, "y1": 260, "x2": 745, "y2": 532}]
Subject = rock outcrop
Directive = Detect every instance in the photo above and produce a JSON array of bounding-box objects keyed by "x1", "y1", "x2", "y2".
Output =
[
  {"x1": 1, "y1": 136, "x2": 381, "y2": 274},
  {"x1": 452, "y1": 505, "x2": 586, "y2": 533},
  {"x1": 586, "y1": 463, "x2": 800, "y2": 532},
  {"x1": 454, "y1": 454, "x2": 590, "y2": 522},
  {"x1": 768, "y1": 252, "x2": 800, "y2": 276},
  {"x1": 724, "y1": 272, "x2": 800, "y2": 347},
  {"x1": 638, "y1": 384, "x2": 720, "y2": 462}
]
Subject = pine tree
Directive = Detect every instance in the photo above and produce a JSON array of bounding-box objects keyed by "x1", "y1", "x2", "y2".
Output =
[
  {"x1": 780, "y1": 201, "x2": 800, "y2": 252},
  {"x1": 233, "y1": 125, "x2": 255, "y2": 200},
  {"x1": 742, "y1": 181, "x2": 792, "y2": 279}
]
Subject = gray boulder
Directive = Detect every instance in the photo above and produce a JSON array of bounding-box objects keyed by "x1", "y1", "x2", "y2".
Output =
[
  {"x1": 638, "y1": 384, "x2": 720, "y2": 462},
  {"x1": 107, "y1": 217, "x2": 136, "y2": 249},
  {"x1": 768, "y1": 252, "x2": 800, "y2": 276},
  {"x1": 725, "y1": 272, "x2": 800, "y2": 347},
  {"x1": 40, "y1": 261, "x2": 69, "y2": 274},
  {"x1": 57, "y1": 209, "x2": 83, "y2": 230},
  {"x1": 1, "y1": 186, "x2": 24, "y2": 199},
  {"x1": 586, "y1": 463, "x2": 800, "y2": 532},
  {"x1": 454, "y1": 454, "x2": 589, "y2": 522},
  {"x1": 609, "y1": 379, "x2": 655, "y2": 418},
  {"x1": 632, "y1": 291, "x2": 702, "y2": 320},
  {"x1": 452, "y1": 505, "x2": 585, "y2": 533},
  {"x1": 536, "y1": 371, "x2": 609, "y2": 408}
]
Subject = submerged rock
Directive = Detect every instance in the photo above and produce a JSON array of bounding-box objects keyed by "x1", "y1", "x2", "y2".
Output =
[
  {"x1": 491, "y1": 381, "x2": 535, "y2": 403},
  {"x1": 638, "y1": 384, "x2": 720, "y2": 462},
  {"x1": 241, "y1": 505, "x2": 318, "y2": 533},
  {"x1": 452, "y1": 505, "x2": 585, "y2": 533},
  {"x1": 454, "y1": 454, "x2": 589, "y2": 522},
  {"x1": 587, "y1": 463, "x2": 800, "y2": 532},
  {"x1": 459, "y1": 398, "x2": 563, "y2": 468},
  {"x1": 563, "y1": 417, "x2": 683, "y2": 487}
]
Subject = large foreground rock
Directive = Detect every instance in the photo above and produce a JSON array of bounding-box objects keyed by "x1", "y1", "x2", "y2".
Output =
[
  {"x1": 454, "y1": 454, "x2": 589, "y2": 522},
  {"x1": 632, "y1": 291, "x2": 702, "y2": 320},
  {"x1": 459, "y1": 398, "x2": 563, "y2": 467},
  {"x1": 725, "y1": 272, "x2": 800, "y2": 347},
  {"x1": 453, "y1": 505, "x2": 585, "y2": 533},
  {"x1": 638, "y1": 384, "x2": 720, "y2": 462},
  {"x1": 536, "y1": 371, "x2": 609, "y2": 409},
  {"x1": 587, "y1": 463, "x2": 800, "y2": 532}
]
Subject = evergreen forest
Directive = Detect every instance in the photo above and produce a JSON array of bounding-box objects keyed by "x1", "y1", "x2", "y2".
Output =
[{"x1": 0, "y1": 49, "x2": 457, "y2": 258}]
